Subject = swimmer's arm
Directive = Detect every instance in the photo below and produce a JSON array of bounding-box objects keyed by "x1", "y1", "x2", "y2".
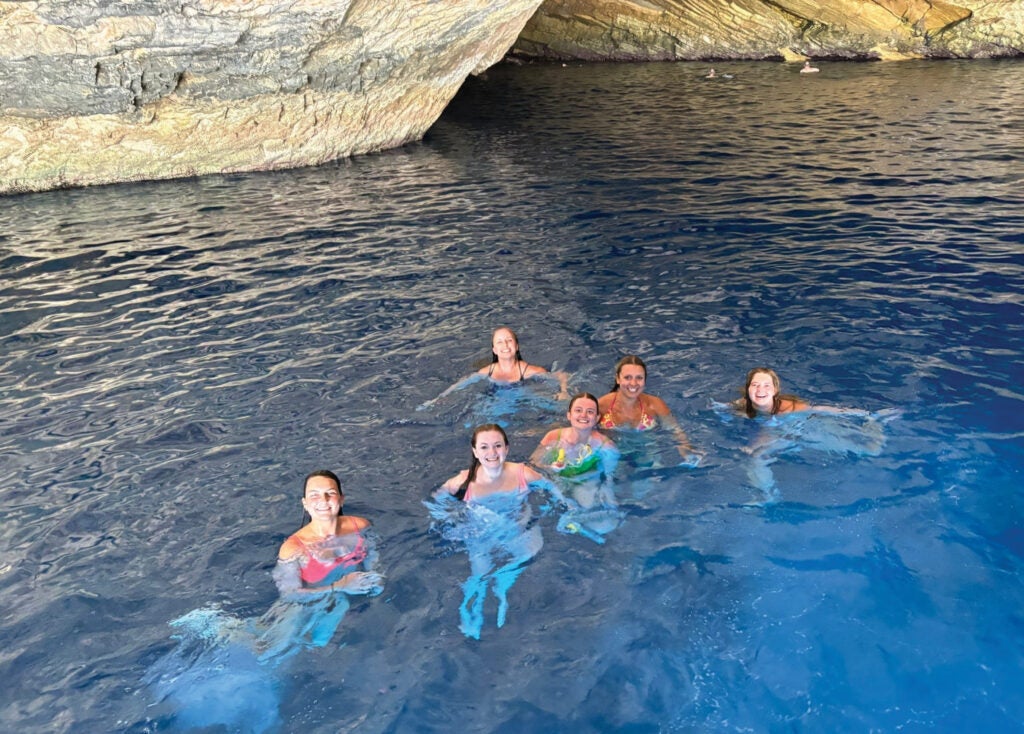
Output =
[
  {"x1": 527, "y1": 367, "x2": 571, "y2": 400},
  {"x1": 650, "y1": 398, "x2": 700, "y2": 459},
  {"x1": 433, "y1": 471, "x2": 469, "y2": 499},
  {"x1": 596, "y1": 435, "x2": 621, "y2": 476},
  {"x1": 529, "y1": 430, "x2": 559, "y2": 467},
  {"x1": 274, "y1": 559, "x2": 384, "y2": 601},
  {"x1": 417, "y1": 373, "x2": 487, "y2": 410}
]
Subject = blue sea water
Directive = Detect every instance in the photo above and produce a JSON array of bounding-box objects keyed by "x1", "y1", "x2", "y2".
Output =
[{"x1": 0, "y1": 59, "x2": 1022, "y2": 732}]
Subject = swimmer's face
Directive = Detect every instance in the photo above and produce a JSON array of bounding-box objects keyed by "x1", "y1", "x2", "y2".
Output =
[
  {"x1": 472, "y1": 429, "x2": 508, "y2": 469},
  {"x1": 568, "y1": 396, "x2": 599, "y2": 429},
  {"x1": 747, "y1": 371, "x2": 778, "y2": 411},
  {"x1": 491, "y1": 328, "x2": 518, "y2": 359},
  {"x1": 617, "y1": 364, "x2": 647, "y2": 396},
  {"x1": 303, "y1": 475, "x2": 343, "y2": 516}
]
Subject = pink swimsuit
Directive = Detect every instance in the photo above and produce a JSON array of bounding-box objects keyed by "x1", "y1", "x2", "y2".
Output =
[{"x1": 298, "y1": 535, "x2": 367, "y2": 584}]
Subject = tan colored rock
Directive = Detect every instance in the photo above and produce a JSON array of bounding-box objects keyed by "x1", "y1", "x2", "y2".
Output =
[
  {"x1": 516, "y1": 0, "x2": 1023, "y2": 60},
  {"x1": 0, "y1": 0, "x2": 546, "y2": 194}
]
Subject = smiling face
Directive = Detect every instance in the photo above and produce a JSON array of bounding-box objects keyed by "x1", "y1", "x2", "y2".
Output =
[
  {"x1": 472, "y1": 429, "x2": 509, "y2": 472},
  {"x1": 616, "y1": 363, "x2": 647, "y2": 397},
  {"x1": 567, "y1": 395, "x2": 600, "y2": 430},
  {"x1": 747, "y1": 371, "x2": 779, "y2": 412},
  {"x1": 491, "y1": 328, "x2": 518, "y2": 361},
  {"x1": 302, "y1": 474, "x2": 343, "y2": 519}
]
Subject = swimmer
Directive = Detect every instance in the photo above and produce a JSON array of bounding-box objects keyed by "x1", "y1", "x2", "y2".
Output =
[
  {"x1": 706, "y1": 68, "x2": 716, "y2": 78},
  {"x1": 598, "y1": 355, "x2": 697, "y2": 460},
  {"x1": 419, "y1": 326, "x2": 570, "y2": 408},
  {"x1": 800, "y1": 60, "x2": 820, "y2": 73},
  {"x1": 437, "y1": 423, "x2": 543, "y2": 501},
  {"x1": 274, "y1": 470, "x2": 384, "y2": 602},
  {"x1": 533, "y1": 392, "x2": 618, "y2": 478},
  {"x1": 734, "y1": 367, "x2": 811, "y2": 418},
  {"x1": 532, "y1": 393, "x2": 622, "y2": 540},
  {"x1": 434, "y1": 424, "x2": 544, "y2": 639}
]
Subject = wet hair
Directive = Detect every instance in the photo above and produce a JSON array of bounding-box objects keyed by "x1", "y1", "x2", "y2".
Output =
[
  {"x1": 456, "y1": 424, "x2": 509, "y2": 501},
  {"x1": 610, "y1": 355, "x2": 647, "y2": 392},
  {"x1": 300, "y1": 469, "x2": 343, "y2": 525},
  {"x1": 741, "y1": 367, "x2": 786, "y2": 418},
  {"x1": 568, "y1": 392, "x2": 600, "y2": 413},
  {"x1": 489, "y1": 326, "x2": 524, "y2": 364}
]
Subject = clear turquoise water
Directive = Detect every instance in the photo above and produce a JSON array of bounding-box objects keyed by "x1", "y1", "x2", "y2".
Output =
[{"x1": 0, "y1": 59, "x2": 1022, "y2": 732}]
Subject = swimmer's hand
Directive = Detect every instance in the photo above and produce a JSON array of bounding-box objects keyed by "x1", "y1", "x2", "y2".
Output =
[
  {"x1": 333, "y1": 571, "x2": 385, "y2": 596},
  {"x1": 679, "y1": 452, "x2": 703, "y2": 468}
]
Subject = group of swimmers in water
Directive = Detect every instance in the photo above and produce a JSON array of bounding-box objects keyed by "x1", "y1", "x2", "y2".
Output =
[{"x1": 274, "y1": 326, "x2": 843, "y2": 639}]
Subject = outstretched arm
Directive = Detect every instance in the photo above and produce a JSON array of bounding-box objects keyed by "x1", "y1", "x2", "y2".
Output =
[{"x1": 417, "y1": 373, "x2": 487, "y2": 411}]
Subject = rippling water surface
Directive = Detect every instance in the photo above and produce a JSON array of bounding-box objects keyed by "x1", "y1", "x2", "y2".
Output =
[{"x1": 1, "y1": 60, "x2": 1022, "y2": 732}]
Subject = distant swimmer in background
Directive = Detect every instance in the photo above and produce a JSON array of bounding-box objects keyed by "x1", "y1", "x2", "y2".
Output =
[
  {"x1": 146, "y1": 470, "x2": 384, "y2": 733},
  {"x1": 706, "y1": 68, "x2": 716, "y2": 78},
  {"x1": 598, "y1": 355, "x2": 699, "y2": 464},
  {"x1": 418, "y1": 326, "x2": 570, "y2": 412},
  {"x1": 800, "y1": 60, "x2": 820, "y2": 73},
  {"x1": 728, "y1": 367, "x2": 895, "y2": 501},
  {"x1": 431, "y1": 424, "x2": 545, "y2": 639},
  {"x1": 532, "y1": 392, "x2": 623, "y2": 542}
]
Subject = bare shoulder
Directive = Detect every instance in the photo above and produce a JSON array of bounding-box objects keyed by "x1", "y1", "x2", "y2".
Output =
[
  {"x1": 341, "y1": 515, "x2": 371, "y2": 533},
  {"x1": 278, "y1": 533, "x2": 304, "y2": 561},
  {"x1": 522, "y1": 362, "x2": 548, "y2": 377},
  {"x1": 645, "y1": 394, "x2": 673, "y2": 415},
  {"x1": 597, "y1": 392, "x2": 615, "y2": 412},
  {"x1": 779, "y1": 397, "x2": 811, "y2": 413},
  {"x1": 515, "y1": 462, "x2": 544, "y2": 483},
  {"x1": 539, "y1": 427, "x2": 561, "y2": 445},
  {"x1": 442, "y1": 469, "x2": 470, "y2": 492}
]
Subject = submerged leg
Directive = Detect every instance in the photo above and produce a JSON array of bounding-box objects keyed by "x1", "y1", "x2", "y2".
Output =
[
  {"x1": 458, "y1": 572, "x2": 488, "y2": 640},
  {"x1": 492, "y1": 526, "x2": 543, "y2": 628}
]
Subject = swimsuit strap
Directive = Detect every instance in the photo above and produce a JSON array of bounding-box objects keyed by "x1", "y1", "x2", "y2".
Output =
[
  {"x1": 519, "y1": 360, "x2": 527, "y2": 380},
  {"x1": 486, "y1": 362, "x2": 496, "y2": 377}
]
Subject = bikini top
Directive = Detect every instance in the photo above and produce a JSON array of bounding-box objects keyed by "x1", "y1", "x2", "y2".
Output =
[
  {"x1": 599, "y1": 394, "x2": 657, "y2": 431},
  {"x1": 487, "y1": 360, "x2": 529, "y2": 382},
  {"x1": 298, "y1": 534, "x2": 367, "y2": 585},
  {"x1": 462, "y1": 463, "x2": 529, "y2": 502}
]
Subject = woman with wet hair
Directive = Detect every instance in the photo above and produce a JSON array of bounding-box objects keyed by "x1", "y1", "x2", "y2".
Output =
[
  {"x1": 274, "y1": 470, "x2": 384, "y2": 602},
  {"x1": 598, "y1": 355, "x2": 695, "y2": 459}
]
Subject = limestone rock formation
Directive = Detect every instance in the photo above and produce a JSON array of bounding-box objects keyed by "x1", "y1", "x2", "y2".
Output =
[
  {"x1": 514, "y1": 0, "x2": 1024, "y2": 61},
  {"x1": 0, "y1": 0, "x2": 546, "y2": 194}
]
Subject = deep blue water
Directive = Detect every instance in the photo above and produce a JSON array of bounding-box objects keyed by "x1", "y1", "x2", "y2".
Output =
[{"x1": 0, "y1": 59, "x2": 1022, "y2": 733}]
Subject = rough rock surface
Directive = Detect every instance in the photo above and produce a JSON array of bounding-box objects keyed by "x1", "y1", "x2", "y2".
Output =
[
  {"x1": 0, "y1": 0, "x2": 546, "y2": 194},
  {"x1": 514, "y1": 0, "x2": 1024, "y2": 61}
]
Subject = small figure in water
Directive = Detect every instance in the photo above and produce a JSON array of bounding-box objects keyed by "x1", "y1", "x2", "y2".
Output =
[
  {"x1": 706, "y1": 68, "x2": 716, "y2": 78},
  {"x1": 146, "y1": 470, "x2": 384, "y2": 732},
  {"x1": 532, "y1": 392, "x2": 622, "y2": 542},
  {"x1": 434, "y1": 424, "x2": 544, "y2": 639},
  {"x1": 274, "y1": 470, "x2": 384, "y2": 602},
  {"x1": 730, "y1": 368, "x2": 891, "y2": 501},
  {"x1": 598, "y1": 354, "x2": 698, "y2": 462},
  {"x1": 800, "y1": 60, "x2": 820, "y2": 73},
  {"x1": 419, "y1": 326, "x2": 570, "y2": 409}
]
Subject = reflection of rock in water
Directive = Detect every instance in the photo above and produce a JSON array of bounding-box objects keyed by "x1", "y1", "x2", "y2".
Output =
[{"x1": 145, "y1": 599, "x2": 350, "y2": 732}]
